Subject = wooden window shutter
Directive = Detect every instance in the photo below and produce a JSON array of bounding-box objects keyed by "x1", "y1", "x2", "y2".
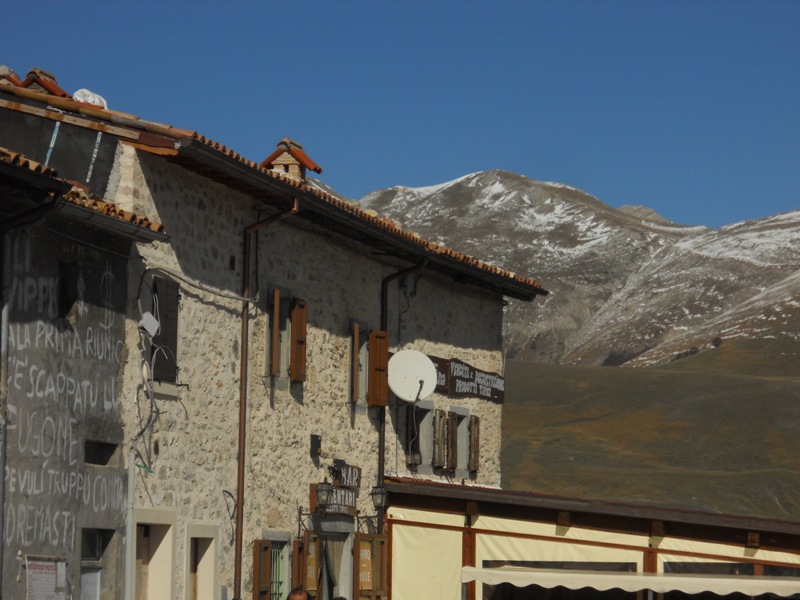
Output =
[
  {"x1": 304, "y1": 531, "x2": 320, "y2": 592},
  {"x1": 433, "y1": 409, "x2": 447, "y2": 468},
  {"x1": 270, "y1": 288, "x2": 281, "y2": 377},
  {"x1": 252, "y1": 539, "x2": 272, "y2": 600},
  {"x1": 446, "y1": 412, "x2": 458, "y2": 473},
  {"x1": 468, "y1": 415, "x2": 480, "y2": 473},
  {"x1": 290, "y1": 297, "x2": 307, "y2": 383},
  {"x1": 291, "y1": 538, "x2": 303, "y2": 590},
  {"x1": 151, "y1": 277, "x2": 179, "y2": 382},
  {"x1": 354, "y1": 533, "x2": 388, "y2": 598},
  {"x1": 351, "y1": 321, "x2": 360, "y2": 403},
  {"x1": 367, "y1": 330, "x2": 389, "y2": 407},
  {"x1": 406, "y1": 405, "x2": 421, "y2": 466}
]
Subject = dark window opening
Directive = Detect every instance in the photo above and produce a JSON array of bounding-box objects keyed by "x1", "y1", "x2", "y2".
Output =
[
  {"x1": 84, "y1": 440, "x2": 118, "y2": 466},
  {"x1": 81, "y1": 528, "x2": 114, "y2": 563},
  {"x1": 150, "y1": 276, "x2": 179, "y2": 383}
]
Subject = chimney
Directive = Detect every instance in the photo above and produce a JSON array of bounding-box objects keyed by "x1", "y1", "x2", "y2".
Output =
[{"x1": 260, "y1": 138, "x2": 322, "y2": 182}]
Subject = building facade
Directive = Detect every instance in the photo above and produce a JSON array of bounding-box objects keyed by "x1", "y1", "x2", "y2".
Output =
[{"x1": 1, "y1": 67, "x2": 547, "y2": 600}]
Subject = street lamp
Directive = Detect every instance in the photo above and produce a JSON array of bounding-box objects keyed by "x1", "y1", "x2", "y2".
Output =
[
  {"x1": 316, "y1": 477, "x2": 333, "y2": 512},
  {"x1": 370, "y1": 484, "x2": 387, "y2": 511}
]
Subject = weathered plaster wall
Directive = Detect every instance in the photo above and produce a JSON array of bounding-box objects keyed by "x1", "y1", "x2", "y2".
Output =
[{"x1": 2, "y1": 223, "x2": 129, "y2": 599}]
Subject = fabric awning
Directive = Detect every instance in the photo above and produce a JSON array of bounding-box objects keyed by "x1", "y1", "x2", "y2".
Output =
[{"x1": 462, "y1": 566, "x2": 800, "y2": 597}]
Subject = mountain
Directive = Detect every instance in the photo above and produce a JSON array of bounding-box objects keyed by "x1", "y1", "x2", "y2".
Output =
[
  {"x1": 501, "y1": 347, "x2": 800, "y2": 520},
  {"x1": 362, "y1": 171, "x2": 800, "y2": 519},
  {"x1": 360, "y1": 171, "x2": 800, "y2": 368}
]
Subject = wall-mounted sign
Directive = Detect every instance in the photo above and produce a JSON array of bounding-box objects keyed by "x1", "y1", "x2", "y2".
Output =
[
  {"x1": 430, "y1": 356, "x2": 504, "y2": 402},
  {"x1": 310, "y1": 483, "x2": 358, "y2": 517},
  {"x1": 25, "y1": 556, "x2": 67, "y2": 600},
  {"x1": 333, "y1": 461, "x2": 362, "y2": 489}
]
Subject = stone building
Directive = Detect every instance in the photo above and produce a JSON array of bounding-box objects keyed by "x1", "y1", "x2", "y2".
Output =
[
  {"x1": 0, "y1": 146, "x2": 166, "y2": 598},
  {"x1": 0, "y1": 68, "x2": 547, "y2": 600}
]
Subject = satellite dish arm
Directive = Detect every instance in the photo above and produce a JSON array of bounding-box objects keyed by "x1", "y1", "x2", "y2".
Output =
[{"x1": 415, "y1": 379, "x2": 424, "y2": 402}]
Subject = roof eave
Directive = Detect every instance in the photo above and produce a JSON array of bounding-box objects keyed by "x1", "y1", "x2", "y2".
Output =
[
  {"x1": 173, "y1": 139, "x2": 547, "y2": 301},
  {"x1": 385, "y1": 479, "x2": 800, "y2": 537},
  {"x1": 56, "y1": 202, "x2": 170, "y2": 243}
]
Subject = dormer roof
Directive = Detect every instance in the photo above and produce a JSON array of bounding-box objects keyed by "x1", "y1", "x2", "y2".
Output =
[{"x1": 260, "y1": 138, "x2": 323, "y2": 174}]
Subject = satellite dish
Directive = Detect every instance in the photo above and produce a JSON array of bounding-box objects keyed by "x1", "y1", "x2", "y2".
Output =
[{"x1": 388, "y1": 350, "x2": 437, "y2": 403}]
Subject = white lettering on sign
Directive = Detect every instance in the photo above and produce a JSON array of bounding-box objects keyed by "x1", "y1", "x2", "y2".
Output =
[{"x1": 338, "y1": 465, "x2": 361, "y2": 489}]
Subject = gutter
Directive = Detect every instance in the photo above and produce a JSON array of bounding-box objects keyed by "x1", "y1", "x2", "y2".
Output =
[
  {"x1": 170, "y1": 140, "x2": 547, "y2": 301},
  {"x1": 375, "y1": 260, "x2": 427, "y2": 534},
  {"x1": 233, "y1": 198, "x2": 299, "y2": 600}
]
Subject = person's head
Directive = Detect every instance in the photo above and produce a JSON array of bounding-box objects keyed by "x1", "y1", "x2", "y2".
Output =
[{"x1": 287, "y1": 586, "x2": 310, "y2": 600}]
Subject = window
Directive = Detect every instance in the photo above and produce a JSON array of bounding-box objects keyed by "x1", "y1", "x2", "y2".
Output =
[
  {"x1": 430, "y1": 407, "x2": 479, "y2": 476},
  {"x1": 367, "y1": 331, "x2": 388, "y2": 407},
  {"x1": 267, "y1": 288, "x2": 307, "y2": 383},
  {"x1": 351, "y1": 323, "x2": 389, "y2": 406},
  {"x1": 150, "y1": 277, "x2": 179, "y2": 384},
  {"x1": 254, "y1": 539, "x2": 289, "y2": 600},
  {"x1": 405, "y1": 402, "x2": 433, "y2": 471},
  {"x1": 81, "y1": 529, "x2": 115, "y2": 600},
  {"x1": 468, "y1": 415, "x2": 480, "y2": 474},
  {"x1": 433, "y1": 409, "x2": 447, "y2": 469},
  {"x1": 84, "y1": 440, "x2": 119, "y2": 467}
]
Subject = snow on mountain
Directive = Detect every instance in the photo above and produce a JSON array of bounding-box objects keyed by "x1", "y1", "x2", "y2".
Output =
[{"x1": 360, "y1": 171, "x2": 800, "y2": 366}]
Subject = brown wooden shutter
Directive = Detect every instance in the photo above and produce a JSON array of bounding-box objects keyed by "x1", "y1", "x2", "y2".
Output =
[
  {"x1": 405, "y1": 405, "x2": 421, "y2": 466},
  {"x1": 468, "y1": 415, "x2": 480, "y2": 473},
  {"x1": 290, "y1": 297, "x2": 307, "y2": 382},
  {"x1": 270, "y1": 288, "x2": 281, "y2": 377},
  {"x1": 304, "y1": 531, "x2": 320, "y2": 592},
  {"x1": 446, "y1": 411, "x2": 458, "y2": 473},
  {"x1": 351, "y1": 321, "x2": 360, "y2": 403},
  {"x1": 291, "y1": 538, "x2": 303, "y2": 590},
  {"x1": 252, "y1": 539, "x2": 272, "y2": 600},
  {"x1": 151, "y1": 276, "x2": 179, "y2": 382},
  {"x1": 367, "y1": 330, "x2": 389, "y2": 407},
  {"x1": 433, "y1": 409, "x2": 447, "y2": 468},
  {"x1": 355, "y1": 533, "x2": 388, "y2": 599}
]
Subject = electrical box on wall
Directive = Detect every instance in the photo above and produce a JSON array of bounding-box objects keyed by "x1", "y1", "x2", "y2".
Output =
[{"x1": 310, "y1": 434, "x2": 321, "y2": 458}]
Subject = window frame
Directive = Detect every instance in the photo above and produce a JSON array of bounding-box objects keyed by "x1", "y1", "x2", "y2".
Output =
[
  {"x1": 266, "y1": 288, "x2": 307, "y2": 383},
  {"x1": 150, "y1": 276, "x2": 179, "y2": 384}
]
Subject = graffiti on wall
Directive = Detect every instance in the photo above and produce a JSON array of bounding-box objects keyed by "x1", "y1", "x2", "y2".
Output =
[{"x1": 3, "y1": 234, "x2": 127, "y2": 553}]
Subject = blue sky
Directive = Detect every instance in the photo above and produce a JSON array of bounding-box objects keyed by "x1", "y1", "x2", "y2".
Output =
[{"x1": 4, "y1": 1, "x2": 798, "y2": 228}]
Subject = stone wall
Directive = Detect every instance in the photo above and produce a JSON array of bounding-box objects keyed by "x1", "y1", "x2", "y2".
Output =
[{"x1": 110, "y1": 144, "x2": 507, "y2": 599}]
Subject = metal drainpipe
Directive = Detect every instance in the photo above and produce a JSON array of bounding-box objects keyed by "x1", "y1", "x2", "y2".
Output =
[
  {"x1": 233, "y1": 198, "x2": 299, "y2": 600},
  {"x1": 0, "y1": 195, "x2": 63, "y2": 589},
  {"x1": 377, "y1": 259, "x2": 426, "y2": 533}
]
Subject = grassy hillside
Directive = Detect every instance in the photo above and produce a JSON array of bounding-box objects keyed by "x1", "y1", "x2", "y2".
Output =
[{"x1": 501, "y1": 338, "x2": 800, "y2": 520}]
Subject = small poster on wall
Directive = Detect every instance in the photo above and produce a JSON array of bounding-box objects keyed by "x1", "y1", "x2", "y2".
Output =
[{"x1": 25, "y1": 556, "x2": 67, "y2": 600}]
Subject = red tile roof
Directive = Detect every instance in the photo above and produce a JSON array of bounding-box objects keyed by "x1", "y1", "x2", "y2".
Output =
[
  {"x1": 260, "y1": 138, "x2": 323, "y2": 174},
  {"x1": 0, "y1": 146, "x2": 166, "y2": 236},
  {"x1": 0, "y1": 68, "x2": 546, "y2": 297},
  {"x1": 0, "y1": 67, "x2": 71, "y2": 97}
]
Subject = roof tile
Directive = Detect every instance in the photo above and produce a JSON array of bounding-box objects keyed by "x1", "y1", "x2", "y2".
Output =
[
  {"x1": 0, "y1": 146, "x2": 165, "y2": 235},
  {"x1": 0, "y1": 67, "x2": 544, "y2": 292}
]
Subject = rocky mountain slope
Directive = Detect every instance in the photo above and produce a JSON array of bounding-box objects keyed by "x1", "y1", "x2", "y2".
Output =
[{"x1": 361, "y1": 171, "x2": 800, "y2": 367}]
